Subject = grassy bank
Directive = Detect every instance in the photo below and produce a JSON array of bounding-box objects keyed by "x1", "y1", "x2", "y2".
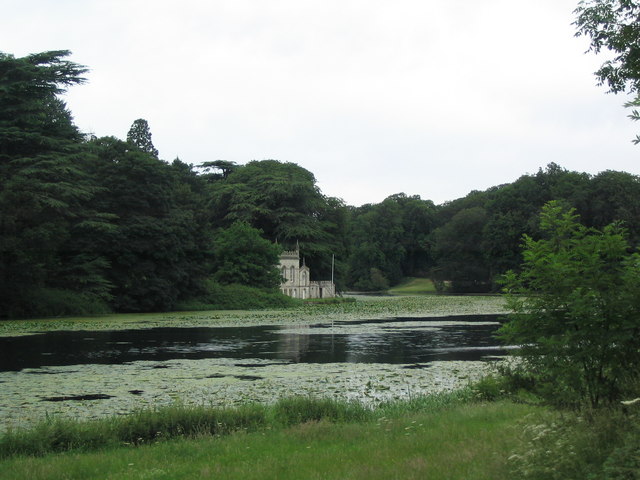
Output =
[
  {"x1": 388, "y1": 277, "x2": 437, "y2": 295},
  {"x1": 0, "y1": 394, "x2": 540, "y2": 480}
]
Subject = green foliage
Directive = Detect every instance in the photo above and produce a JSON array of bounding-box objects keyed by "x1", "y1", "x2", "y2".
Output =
[
  {"x1": 7, "y1": 49, "x2": 640, "y2": 318},
  {"x1": 431, "y1": 164, "x2": 595, "y2": 293},
  {"x1": 211, "y1": 221, "x2": 282, "y2": 289},
  {"x1": 368, "y1": 267, "x2": 390, "y2": 291},
  {"x1": 302, "y1": 296, "x2": 356, "y2": 305},
  {"x1": 470, "y1": 375, "x2": 510, "y2": 402},
  {"x1": 114, "y1": 403, "x2": 267, "y2": 445},
  {"x1": 587, "y1": 170, "x2": 640, "y2": 244},
  {"x1": 18, "y1": 288, "x2": 111, "y2": 318},
  {"x1": 272, "y1": 397, "x2": 372, "y2": 426},
  {"x1": 126, "y1": 118, "x2": 158, "y2": 157},
  {"x1": 500, "y1": 201, "x2": 640, "y2": 408},
  {"x1": 346, "y1": 193, "x2": 436, "y2": 289},
  {"x1": 198, "y1": 159, "x2": 238, "y2": 181},
  {"x1": 387, "y1": 277, "x2": 437, "y2": 295},
  {"x1": 601, "y1": 419, "x2": 640, "y2": 480},
  {"x1": 0, "y1": 50, "x2": 113, "y2": 317},
  {"x1": 574, "y1": 0, "x2": 640, "y2": 142},
  {"x1": 176, "y1": 281, "x2": 298, "y2": 310},
  {"x1": 0, "y1": 392, "x2": 531, "y2": 463},
  {"x1": 508, "y1": 408, "x2": 640, "y2": 480},
  {"x1": 433, "y1": 206, "x2": 491, "y2": 292},
  {"x1": 0, "y1": 398, "x2": 537, "y2": 479},
  {"x1": 0, "y1": 403, "x2": 268, "y2": 458},
  {"x1": 210, "y1": 160, "x2": 348, "y2": 284},
  {"x1": 86, "y1": 137, "x2": 213, "y2": 312}
]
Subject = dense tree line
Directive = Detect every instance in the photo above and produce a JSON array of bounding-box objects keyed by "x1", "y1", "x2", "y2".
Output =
[
  {"x1": 3, "y1": 49, "x2": 640, "y2": 317},
  {"x1": 0, "y1": 50, "x2": 346, "y2": 317},
  {"x1": 430, "y1": 164, "x2": 640, "y2": 292}
]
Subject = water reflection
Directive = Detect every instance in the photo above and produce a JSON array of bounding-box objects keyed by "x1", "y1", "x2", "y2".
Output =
[{"x1": 0, "y1": 315, "x2": 508, "y2": 372}]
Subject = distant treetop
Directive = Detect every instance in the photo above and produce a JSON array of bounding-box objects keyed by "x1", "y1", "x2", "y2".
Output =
[{"x1": 126, "y1": 118, "x2": 159, "y2": 158}]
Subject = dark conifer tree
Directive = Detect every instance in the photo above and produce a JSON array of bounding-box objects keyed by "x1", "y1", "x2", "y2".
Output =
[
  {"x1": 0, "y1": 50, "x2": 112, "y2": 316},
  {"x1": 126, "y1": 118, "x2": 159, "y2": 158}
]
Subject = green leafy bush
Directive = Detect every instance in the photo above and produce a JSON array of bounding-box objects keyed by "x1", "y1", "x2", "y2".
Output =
[
  {"x1": 601, "y1": 423, "x2": 640, "y2": 480},
  {"x1": 470, "y1": 375, "x2": 509, "y2": 401},
  {"x1": 175, "y1": 282, "x2": 298, "y2": 311},
  {"x1": 500, "y1": 201, "x2": 640, "y2": 408},
  {"x1": 11, "y1": 288, "x2": 111, "y2": 318}
]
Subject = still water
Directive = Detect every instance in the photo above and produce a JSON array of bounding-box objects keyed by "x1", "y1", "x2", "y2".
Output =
[{"x1": 0, "y1": 314, "x2": 506, "y2": 372}]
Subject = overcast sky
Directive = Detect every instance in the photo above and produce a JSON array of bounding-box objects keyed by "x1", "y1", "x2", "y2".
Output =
[{"x1": 3, "y1": 0, "x2": 638, "y2": 206}]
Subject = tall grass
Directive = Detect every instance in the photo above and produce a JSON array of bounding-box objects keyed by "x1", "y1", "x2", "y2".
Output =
[
  {"x1": 0, "y1": 390, "x2": 473, "y2": 460},
  {"x1": 0, "y1": 399, "x2": 536, "y2": 480},
  {"x1": 0, "y1": 403, "x2": 267, "y2": 459},
  {"x1": 272, "y1": 397, "x2": 372, "y2": 426},
  {"x1": 6, "y1": 387, "x2": 635, "y2": 479}
]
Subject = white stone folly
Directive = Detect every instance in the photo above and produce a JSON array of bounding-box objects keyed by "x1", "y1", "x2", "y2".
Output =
[{"x1": 279, "y1": 248, "x2": 335, "y2": 299}]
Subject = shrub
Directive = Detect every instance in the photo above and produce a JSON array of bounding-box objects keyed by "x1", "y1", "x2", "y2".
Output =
[
  {"x1": 175, "y1": 281, "x2": 298, "y2": 311},
  {"x1": 508, "y1": 408, "x2": 640, "y2": 480},
  {"x1": 500, "y1": 202, "x2": 640, "y2": 408},
  {"x1": 601, "y1": 408, "x2": 640, "y2": 480},
  {"x1": 8, "y1": 288, "x2": 111, "y2": 318},
  {"x1": 470, "y1": 375, "x2": 509, "y2": 401}
]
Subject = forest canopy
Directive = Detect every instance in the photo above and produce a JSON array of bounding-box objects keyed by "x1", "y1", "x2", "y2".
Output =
[{"x1": 3, "y1": 50, "x2": 640, "y2": 317}]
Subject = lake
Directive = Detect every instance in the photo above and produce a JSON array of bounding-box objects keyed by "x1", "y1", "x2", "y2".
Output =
[
  {"x1": 0, "y1": 296, "x2": 511, "y2": 430},
  {"x1": 0, "y1": 314, "x2": 505, "y2": 371}
]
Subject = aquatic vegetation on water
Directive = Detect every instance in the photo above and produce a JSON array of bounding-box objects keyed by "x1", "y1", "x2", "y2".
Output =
[
  {"x1": 0, "y1": 295, "x2": 507, "y2": 337},
  {"x1": 0, "y1": 358, "x2": 495, "y2": 432},
  {"x1": 0, "y1": 296, "x2": 508, "y2": 431}
]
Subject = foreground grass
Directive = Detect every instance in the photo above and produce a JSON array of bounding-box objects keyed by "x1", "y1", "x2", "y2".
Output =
[
  {"x1": 388, "y1": 277, "x2": 437, "y2": 295},
  {"x1": 0, "y1": 395, "x2": 540, "y2": 480}
]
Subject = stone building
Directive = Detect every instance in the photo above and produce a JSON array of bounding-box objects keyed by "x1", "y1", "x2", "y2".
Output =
[{"x1": 279, "y1": 247, "x2": 335, "y2": 299}]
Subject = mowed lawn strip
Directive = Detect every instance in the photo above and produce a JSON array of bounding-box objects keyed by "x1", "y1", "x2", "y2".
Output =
[
  {"x1": 387, "y1": 277, "x2": 437, "y2": 295},
  {"x1": 0, "y1": 400, "x2": 537, "y2": 480}
]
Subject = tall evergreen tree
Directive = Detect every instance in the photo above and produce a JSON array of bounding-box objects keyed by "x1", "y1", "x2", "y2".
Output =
[
  {"x1": 126, "y1": 118, "x2": 159, "y2": 158},
  {"x1": 0, "y1": 50, "x2": 112, "y2": 317}
]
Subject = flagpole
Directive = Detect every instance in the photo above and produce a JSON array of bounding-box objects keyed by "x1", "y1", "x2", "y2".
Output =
[{"x1": 331, "y1": 254, "x2": 335, "y2": 290}]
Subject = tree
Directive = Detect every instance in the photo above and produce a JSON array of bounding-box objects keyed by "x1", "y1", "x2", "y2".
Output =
[
  {"x1": 583, "y1": 170, "x2": 640, "y2": 245},
  {"x1": 574, "y1": 0, "x2": 640, "y2": 142},
  {"x1": 209, "y1": 160, "x2": 343, "y2": 280},
  {"x1": 126, "y1": 118, "x2": 159, "y2": 157},
  {"x1": 345, "y1": 193, "x2": 436, "y2": 289},
  {"x1": 198, "y1": 160, "x2": 238, "y2": 181},
  {"x1": 500, "y1": 201, "x2": 640, "y2": 408},
  {"x1": 87, "y1": 136, "x2": 212, "y2": 312},
  {"x1": 0, "y1": 50, "x2": 113, "y2": 316},
  {"x1": 211, "y1": 222, "x2": 282, "y2": 289},
  {"x1": 432, "y1": 207, "x2": 491, "y2": 292}
]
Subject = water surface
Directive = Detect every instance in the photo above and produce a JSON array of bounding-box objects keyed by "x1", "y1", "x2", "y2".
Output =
[{"x1": 0, "y1": 314, "x2": 506, "y2": 371}]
